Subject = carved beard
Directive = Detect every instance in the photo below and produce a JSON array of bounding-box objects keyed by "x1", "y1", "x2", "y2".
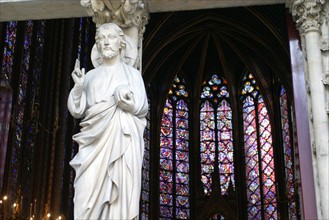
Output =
[{"x1": 101, "y1": 48, "x2": 119, "y2": 59}]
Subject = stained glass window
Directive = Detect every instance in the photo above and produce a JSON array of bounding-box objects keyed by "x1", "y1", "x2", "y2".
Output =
[
  {"x1": 0, "y1": 20, "x2": 48, "y2": 213},
  {"x1": 140, "y1": 92, "x2": 151, "y2": 220},
  {"x1": 0, "y1": 21, "x2": 18, "y2": 194},
  {"x1": 210, "y1": 213, "x2": 225, "y2": 220},
  {"x1": 159, "y1": 76, "x2": 190, "y2": 219},
  {"x1": 1, "y1": 21, "x2": 17, "y2": 81},
  {"x1": 241, "y1": 73, "x2": 278, "y2": 219},
  {"x1": 280, "y1": 86, "x2": 298, "y2": 219},
  {"x1": 21, "y1": 20, "x2": 46, "y2": 204},
  {"x1": 200, "y1": 74, "x2": 234, "y2": 195},
  {"x1": 9, "y1": 21, "x2": 34, "y2": 201}
]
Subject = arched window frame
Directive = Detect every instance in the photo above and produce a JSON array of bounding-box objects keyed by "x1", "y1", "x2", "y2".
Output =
[
  {"x1": 152, "y1": 68, "x2": 301, "y2": 220},
  {"x1": 199, "y1": 73, "x2": 235, "y2": 197},
  {"x1": 240, "y1": 71, "x2": 278, "y2": 220},
  {"x1": 159, "y1": 75, "x2": 190, "y2": 219}
]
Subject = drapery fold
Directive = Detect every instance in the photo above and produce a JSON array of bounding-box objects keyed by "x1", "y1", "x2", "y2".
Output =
[
  {"x1": 68, "y1": 62, "x2": 148, "y2": 219},
  {"x1": 70, "y1": 99, "x2": 146, "y2": 219}
]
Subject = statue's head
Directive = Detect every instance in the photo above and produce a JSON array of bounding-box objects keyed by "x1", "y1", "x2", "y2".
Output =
[{"x1": 95, "y1": 23, "x2": 126, "y2": 59}]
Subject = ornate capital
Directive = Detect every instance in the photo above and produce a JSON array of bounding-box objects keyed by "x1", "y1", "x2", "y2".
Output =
[
  {"x1": 80, "y1": 0, "x2": 149, "y2": 33},
  {"x1": 287, "y1": 0, "x2": 326, "y2": 34}
]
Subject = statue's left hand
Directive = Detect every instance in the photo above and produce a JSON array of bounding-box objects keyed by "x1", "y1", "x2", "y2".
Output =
[{"x1": 114, "y1": 86, "x2": 135, "y2": 113}]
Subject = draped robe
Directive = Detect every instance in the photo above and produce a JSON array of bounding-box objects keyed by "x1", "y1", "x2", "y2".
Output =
[{"x1": 67, "y1": 62, "x2": 148, "y2": 219}]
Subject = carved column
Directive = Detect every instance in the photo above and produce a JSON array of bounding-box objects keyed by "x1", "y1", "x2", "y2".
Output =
[
  {"x1": 287, "y1": 0, "x2": 329, "y2": 219},
  {"x1": 80, "y1": 0, "x2": 149, "y2": 70},
  {"x1": 321, "y1": 3, "x2": 329, "y2": 113}
]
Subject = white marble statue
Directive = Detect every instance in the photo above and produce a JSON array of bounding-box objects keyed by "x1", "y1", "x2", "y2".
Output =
[{"x1": 67, "y1": 22, "x2": 148, "y2": 220}]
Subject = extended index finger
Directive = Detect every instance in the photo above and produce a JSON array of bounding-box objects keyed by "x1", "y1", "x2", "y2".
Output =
[{"x1": 75, "y1": 59, "x2": 80, "y2": 69}]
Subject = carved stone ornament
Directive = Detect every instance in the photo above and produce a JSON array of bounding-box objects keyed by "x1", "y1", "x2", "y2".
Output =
[
  {"x1": 320, "y1": 2, "x2": 329, "y2": 51},
  {"x1": 323, "y1": 72, "x2": 329, "y2": 85},
  {"x1": 287, "y1": 0, "x2": 326, "y2": 34},
  {"x1": 80, "y1": 0, "x2": 149, "y2": 30},
  {"x1": 306, "y1": 78, "x2": 311, "y2": 94},
  {"x1": 320, "y1": 39, "x2": 329, "y2": 51}
]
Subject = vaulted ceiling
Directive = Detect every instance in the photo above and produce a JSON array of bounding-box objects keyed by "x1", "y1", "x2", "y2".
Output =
[{"x1": 142, "y1": 5, "x2": 292, "y2": 112}]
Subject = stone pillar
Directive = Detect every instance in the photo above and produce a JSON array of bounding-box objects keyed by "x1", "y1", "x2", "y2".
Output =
[
  {"x1": 287, "y1": 0, "x2": 329, "y2": 219},
  {"x1": 80, "y1": 0, "x2": 149, "y2": 70},
  {"x1": 321, "y1": 3, "x2": 329, "y2": 113}
]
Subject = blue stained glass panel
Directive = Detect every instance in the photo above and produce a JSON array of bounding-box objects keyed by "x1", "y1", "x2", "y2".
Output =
[
  {"x1": 160, "y1": 193, "x2": 173, "y2": 205},
  {"x1": 160, "y1": 182, "x2": 173, "y2": 194},
  {"x1": 176, "y1": 184, "x2": 189, "y2": 196},
  {"x1": 160, "y1": 206, "x2": 173, "y2": 218}
]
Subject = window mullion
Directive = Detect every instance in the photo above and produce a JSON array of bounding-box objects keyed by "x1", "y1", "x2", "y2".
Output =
[
  {"x1": 255, "y1": 96, "x2": 265, "y2": 219},
  {"x1": 213, "y1": 102, "x2": 220, "y2": 193},
  {"x1": 172, "y1": 99, "x2": 177, "y2": 219}
]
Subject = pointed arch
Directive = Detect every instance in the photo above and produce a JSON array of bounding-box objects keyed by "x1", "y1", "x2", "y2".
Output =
[
  {"x1": 159, "y1": 75, "x2": 190, "y2": 219},
  {"x1": 200, "y1": 74, "x2": 234, "y2": 196},
  {"x1": 241, "y1": 72, "x2": 278, "y2": 219}
]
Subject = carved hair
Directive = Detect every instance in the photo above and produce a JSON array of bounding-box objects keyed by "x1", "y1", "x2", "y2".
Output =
[{"x1": 95, "y1": 23, "x2": 126, "y2": 57}]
